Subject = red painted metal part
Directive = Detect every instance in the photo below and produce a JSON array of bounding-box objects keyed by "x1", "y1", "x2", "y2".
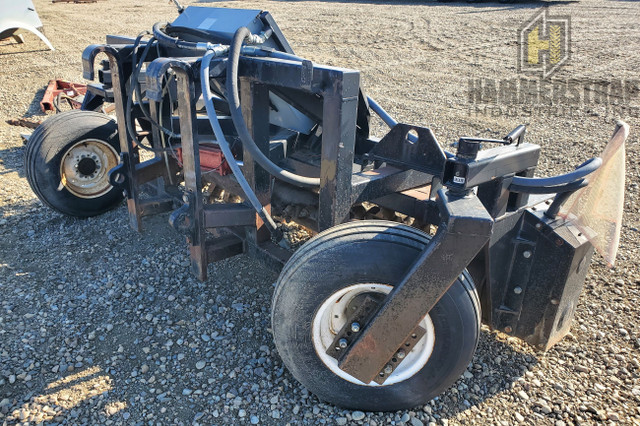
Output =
[
  {"x1": 40, "y1": 79, "x2": 87, "y2": 112},
  {"x1": 176, "y1": 143, "x2": 231, "y2": 175}
]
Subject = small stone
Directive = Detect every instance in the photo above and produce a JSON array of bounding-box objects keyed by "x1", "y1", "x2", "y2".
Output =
[
  {"x1": 401, "y1": 413, "x2": 410, "y2": 423},
  {"x1": 517, "y1": 390, "x2": 529, "y2": 400},
  {"x1": 8, "y1": 375, "x2": 15, "y2": 384},
  {"x1": 411, "y1": 417, "x2": 424, "y2": 426},
  {"x1": 106, "y1": 324, "x2": 113, "y2": 332},
  {"x1": 336, "y1": 417, "x2": 348, "y2": 426},
  {"x1": 195, "y1": 360, "x2": 206, "y2": 370},
  {"x1": 607, "y1": 412, "x2": 619, "y2": 421},
  {"x1": 238, "y1": 409, "x2": 246, "y2": 417},
  {"x1": 575, "y1": 365, "x2": 589, "y2": 373},
  {"x1": 250, "y1": 415, "x2": 260, "y2": 424},
  {"x1": 352, "y1": 411, "x2": 365, "y2": 421},
  {"x1": 515, "y1": 412, "x2": 525, "y2": 422},
  {"x1": 271, "y1": 410, "x2": 281, "y2": 419},
  {"x1": 182, "y1": 389, "x2": 192, "y2": 396},
  {"x1": 141, "y1": 364, "x2": 149, "y2": 373}
]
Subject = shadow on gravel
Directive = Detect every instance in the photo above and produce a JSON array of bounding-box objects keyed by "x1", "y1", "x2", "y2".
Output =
[
  {"x1": 433, "y1": 328, "x2": 538, "y2": 419},
  {"x1": 0, "y1": 145, "x2": 26, "y2": 179},
  {"x1": 0, "y1": 195, "x2": 538, "y2": 422}
]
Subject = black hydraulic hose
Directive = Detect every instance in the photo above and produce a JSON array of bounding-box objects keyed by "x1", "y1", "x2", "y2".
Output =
[
  {"x1": 510, "y1": 157, "x2": 601, "y2": 188},
  {"x1": 165, "y1": 25, "x2": 227, "y2": 45},
  {"x1": 545, "y1": 190, "x2": 575, "y2": 219},
  {"x1": 153, "y1": 22, "x2": 217, "y2": 52},
  {"x1": 226, "y1": 27, "x2": 320, "y2": 188},
  {"x1": 509, "y1": 178, "x2": 588, "y2": 195},
  {"x1": 201, "y1": 50, "x2": 279, "y2": 234},
  {"x1": 126, "y1": 36, "x2": 181, "y2": 151}
]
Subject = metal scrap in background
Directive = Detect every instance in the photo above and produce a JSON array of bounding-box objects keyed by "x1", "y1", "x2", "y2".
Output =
[{"x1": 40, "y1": 79, "x2": 87, "y2": 112}]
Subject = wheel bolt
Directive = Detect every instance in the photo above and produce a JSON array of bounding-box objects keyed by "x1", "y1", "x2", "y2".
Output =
[
  {"x1": 338, "y1": 338, "x2": 348, "y2": 349},
  {"x1": 384, "y1": 364, "x2": 393, "y2": 375},
  {"x1": 350, "y1": 322, "x2": 360, "y2": 333},
  {"x1": 396, "y1": 350, "x2": 406, "y2": 359}
]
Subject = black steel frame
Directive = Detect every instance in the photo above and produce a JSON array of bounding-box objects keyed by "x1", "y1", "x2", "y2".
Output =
[{"x1": 81, "y1": 39, "x2": 595, "y2": 385}]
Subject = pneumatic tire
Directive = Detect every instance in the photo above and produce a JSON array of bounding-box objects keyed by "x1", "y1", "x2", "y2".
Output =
[
  {"x1": 24, "y1": 110, "x2": 123, "y2": 217},
  {"x1": 271, "y1": 220, "x2": 480, "y2": 411}
]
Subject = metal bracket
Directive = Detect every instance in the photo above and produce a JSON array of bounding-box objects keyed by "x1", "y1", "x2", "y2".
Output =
[
  {"x1": 326, "y1": 295, "x2": 426, "y2": 385},
  {"x1": 108, "y1": 153, "x2": 131, "y2": 197},
  {"x1": 363, "y1": 124, "x2": 447, "y2": 176},
  {"x1": 169, "y1": 192, "x2": 195, "y2": 236},
  {"x1": 336, "y1": 190, "x2": 493, "y2": 384}
]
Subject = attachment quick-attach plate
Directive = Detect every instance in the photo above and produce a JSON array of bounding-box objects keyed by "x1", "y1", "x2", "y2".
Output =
[{"x1": 364, "y1": 124, "x2": 447, "y2": 177}]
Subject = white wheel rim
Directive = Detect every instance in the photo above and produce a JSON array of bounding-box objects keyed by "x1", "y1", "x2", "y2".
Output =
[
  {"x1": 59, "y1": 139, "x2": 119, "y2": 199},
  {"x1": 312, "y1": 283, "x2": 435, "y2": 386}
]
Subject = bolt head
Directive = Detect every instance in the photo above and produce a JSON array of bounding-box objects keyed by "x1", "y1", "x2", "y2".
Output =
[
  {"x1": 383, "y1": 364, "x2": 393, "y2": 375},
  {"x1": 350, "y1": 322, "x2": 360, "y2": 333},
  {"x1": 396, "y1": 350, "x2": 406, "y2": 359},
  {"x1": 504, "y1": 326, "x2": 513, "y2": 333},
  {"x1": 523, "y1": 250, "x2": 532, "y2": 259},
  {"x1": 513, "y1": 286, "x2": 523, "y2": 295},
  {"x1": 338, "y1": 338, "x2": 348, "y2": 349}
]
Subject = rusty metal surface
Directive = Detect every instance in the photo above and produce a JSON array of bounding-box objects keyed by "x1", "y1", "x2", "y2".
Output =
[{"x1": 40, "y1": 79, "x2": 87, "y2": 112}]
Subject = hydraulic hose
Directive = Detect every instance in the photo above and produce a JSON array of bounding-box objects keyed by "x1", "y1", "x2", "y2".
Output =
[
  {"x1": 201, "y1": 50, "x2": 278, "y2": 233},
  {"x1": 510, "y1": 157, "x2": 602, "y2": 188},
  {"x1": 153, "y1": 22, "x2": 226, "y2": 53},
  {"x1": 226, "y1": 27, "x2": 320, "y2": 188},
  {"x1": 508, "y1": 178, "x2": 588, "y2": 195}
]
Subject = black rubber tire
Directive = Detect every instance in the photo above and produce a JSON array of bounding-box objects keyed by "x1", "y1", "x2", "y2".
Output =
[
  {"x1": 271, "y1": 220, "x2": 480, "y2": 411},
  {"x1": 24, "y1": 110, "x2": 123, "y2": 217}
]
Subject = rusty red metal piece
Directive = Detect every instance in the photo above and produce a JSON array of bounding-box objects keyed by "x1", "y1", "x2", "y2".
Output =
[
  {"x1": 177, "y1": 143, "x2": 231, "y2": 175},
  {"x1": 40, "y1": 79, "x2": 87, "y2": 112}
]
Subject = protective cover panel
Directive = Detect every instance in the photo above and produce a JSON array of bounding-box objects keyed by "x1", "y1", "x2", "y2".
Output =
[
  {"x1": 559, "y1": 121, "x2": 628, "y2": 266},
  {"x1": 171, "y1": 7, "x2": 263, "y2": 42}
]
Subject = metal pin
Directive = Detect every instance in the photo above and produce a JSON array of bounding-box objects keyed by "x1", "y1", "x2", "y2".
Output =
[
  {"x1": 350, "y1": 322, "x2": 360, "y2": 333},
  {"x1": 338, "y1": 338, "x2": 348, "y2": 349}
]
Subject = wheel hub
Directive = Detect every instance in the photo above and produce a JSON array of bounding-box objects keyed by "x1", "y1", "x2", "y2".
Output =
[
  {"x1": 77, "y1": 157, "x2": 98, "y2": 176},
  {"x1": 60, "y1": 139, "x2": 119, "y2": 199},
  {"x1": 312, "y1": 283, "x2": 435, "y2": 386}
]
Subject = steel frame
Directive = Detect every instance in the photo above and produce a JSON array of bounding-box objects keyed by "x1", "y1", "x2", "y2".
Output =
[{"x1": 81, "y1": 37, "x2": 595, "y2": 384}]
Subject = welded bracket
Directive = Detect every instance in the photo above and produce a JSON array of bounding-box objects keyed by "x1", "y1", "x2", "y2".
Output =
[
  {"x1": 334, "y1": 189, "x2": 493, "y2": 384},
  {"x1": 363, "y1": 123, "x2": 447, "y2": 176}
]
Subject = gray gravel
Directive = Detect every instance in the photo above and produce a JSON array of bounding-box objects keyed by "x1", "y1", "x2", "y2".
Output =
[{"x1": 1, "y1": 0, "x2": 640, "y2": 424}]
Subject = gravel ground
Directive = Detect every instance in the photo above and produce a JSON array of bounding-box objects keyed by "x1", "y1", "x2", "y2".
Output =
[{"x1": 1, "y1": 0, "x2": 640, "y2": 424}]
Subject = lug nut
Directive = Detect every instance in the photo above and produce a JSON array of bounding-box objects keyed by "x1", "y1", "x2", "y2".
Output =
[
  {"x1": 384, "y1": 364, "x2": 393, "y2": 374},
  {"x1": 513, "y1": 286, "x2": 523, "y2": 295},
  {"x1": 350, "y1": 322, "x2": 360, "y2": 333},
  {"x1": 523, "y1": 250, "x2": 532, "y2": 259},
  {"x1": 338, "y1": 338, "x2": 348, "y2": 349},
  {"x1": 396, "y1": 350, "x2": 406, "y2": 359}
]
